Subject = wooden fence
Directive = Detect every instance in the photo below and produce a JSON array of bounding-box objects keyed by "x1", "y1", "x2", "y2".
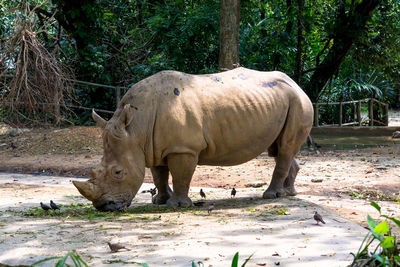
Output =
[{"x1": 313, "y1": 98, "x2": 389, "y2": 127}]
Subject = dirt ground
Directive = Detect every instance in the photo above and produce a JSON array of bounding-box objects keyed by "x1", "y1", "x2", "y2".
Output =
[{"x1": 0, "y1": 124, "x2": 399, "y2": 266}]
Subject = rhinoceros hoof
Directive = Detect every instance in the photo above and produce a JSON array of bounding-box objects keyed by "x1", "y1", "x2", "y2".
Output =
[
  {"x1": 263, "y1": 189, "x2": 287, "y2": 199},
  {"x1": 152, "y1": 193, "x2": 171, "y2": 205},
  {"x1": 166, "y1": 196, "x2": 192, "y2": 208},
  {"x1": 284, "y1": 187, "x2": 297, "y2": 196}
]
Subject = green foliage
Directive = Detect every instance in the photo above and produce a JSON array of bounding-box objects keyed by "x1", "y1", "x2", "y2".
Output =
[
  {"x1": 1, "y1": 0, "x2": 399, "y2": 123},
  {"x1": 31, "y1": 251, "x2": 88, "y2": 267},
  {"x1": 349, "y1": 201, "x2": 400, "y2": 267},
  {"x1": 231, "y1": 252, "x2": 253, "y2": 267},
  {"x1": 191, "y1": 252, "x2": 252, "y2": 267}
]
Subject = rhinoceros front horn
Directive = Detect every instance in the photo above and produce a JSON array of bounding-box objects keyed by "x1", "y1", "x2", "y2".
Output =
[
  {"x1": 72, "y1": 180, "x2": 100, "y2": 201},
  {"x1": 92, "y1": 109, "x2": 107, "y2": 128}
]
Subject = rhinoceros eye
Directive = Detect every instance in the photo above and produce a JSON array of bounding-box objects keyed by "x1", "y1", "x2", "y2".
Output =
[{"x1": 111, "y1": 167, "x2": 124, "y2": 180}]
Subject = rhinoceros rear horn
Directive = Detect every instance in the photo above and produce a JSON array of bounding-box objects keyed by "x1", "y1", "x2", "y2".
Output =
[
  {"x1": 73, "y1": 180, "x2": 100, "y2": 201},
  {"x1": 118, "y1": 104, "x2": 133, "y2": 128},
  {"x1": 92, "y1": 109, "x2": 107, "y2": 128}
]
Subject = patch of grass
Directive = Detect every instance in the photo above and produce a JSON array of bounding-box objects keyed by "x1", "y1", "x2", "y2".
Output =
[
  {"x1": 258, "y1": 205, "x2": 289, "y2": 217},
  {"x1": 349, "y1": 189, "x2": 400, "y2": 202},
  {"x1": 8, "y1": 203, "x2": 181, "y2": 222}
]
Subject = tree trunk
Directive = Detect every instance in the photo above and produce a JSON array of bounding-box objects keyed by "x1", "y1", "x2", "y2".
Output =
[
  {"x1": 305, "y1": 0, "x2": 381, "y2": 101},
  {"x1": 219, "y1": 0, "x2": 241, "y2": 70},
  {"x1": 294, "y1": 0, "x2": 304, "y2": 85}
]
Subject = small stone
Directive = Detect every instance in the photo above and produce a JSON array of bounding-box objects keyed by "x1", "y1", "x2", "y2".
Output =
[
  {"x1": 245, "y1": 181, "x2": 266, "y2": 188},
  {"x1": 311, "y1": 178, "x2": 323, "y2": 183}
]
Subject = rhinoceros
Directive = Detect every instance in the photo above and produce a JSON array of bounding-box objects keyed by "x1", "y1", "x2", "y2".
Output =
[{"x1": 73, "y1": 67, "x2": 313, "y2": 211}]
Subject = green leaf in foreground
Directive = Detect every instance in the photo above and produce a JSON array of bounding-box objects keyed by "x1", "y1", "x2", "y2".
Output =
[
  {"x1": 367, "y1": 215, "x2": 377, "y2": 231},
  {"x1": 381, "y1": 236, "x2": 395, "y2": 248},
  {"x1": 231, "y1": 252, "x2": 239, "y2": 267},
  {"x1": 370, "y1": 201, "x2": 381, "y2": 214},
  {"x1": 374, "y1": 221, "x2": 389, "y2": 235}
]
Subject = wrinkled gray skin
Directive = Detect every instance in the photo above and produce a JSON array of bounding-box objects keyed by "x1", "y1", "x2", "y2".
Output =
[{"x1": 73, "y1": 67, "x2": 313, "y2": 211}]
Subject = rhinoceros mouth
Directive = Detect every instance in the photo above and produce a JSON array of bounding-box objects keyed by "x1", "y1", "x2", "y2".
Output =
[{"x1": 94, "y1": 200, "x2": 129, "y2": 211}]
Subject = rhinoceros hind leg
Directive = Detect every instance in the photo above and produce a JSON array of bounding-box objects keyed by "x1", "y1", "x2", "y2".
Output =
[
  {"x1": 150, "y1": 166, "x2": 173, "y2": 205},
  {"x1": 165, "y1": 153, "x2": 197, "y2": 208},
  {"x1": 283, "y1": 159, "x2": 299, "y2": 196},
  {"x1": 263, "y1": 155, "x2": 292, "y2": 199}
]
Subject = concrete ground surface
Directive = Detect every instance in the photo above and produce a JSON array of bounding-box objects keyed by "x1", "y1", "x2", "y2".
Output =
[{"x1": 0, "y1": 173, "x2": 371, "y2": 267}]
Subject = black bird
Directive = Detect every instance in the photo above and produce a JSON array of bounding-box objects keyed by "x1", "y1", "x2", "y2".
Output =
[
  {"x1": 149, "y1": 187, "x2": 157, "y2": 196},
  {"x1": 231, "y1": 188, "x2": 237, "y2": 198},
  {"x1": 10, "y1": 142, "x2": 17, "y2": 149},
  {"x1": 200, "y1": 189, "x2": 206, "y2": 199},
  {"x1": 208, "y1": 203, "x2": 215, "y2": 215},
  {"x1": 107, "y1": 242, "x2": 130, "y2": 253},
  {"x1": 50, "y1": 200, "x2": 60, "y2": 210},
  {"x1": 314, "y1": 211, "x2": 326, "y2": 225},
  {"x1": 40, "y1": 202, "x2": 51, "y2": 211}
]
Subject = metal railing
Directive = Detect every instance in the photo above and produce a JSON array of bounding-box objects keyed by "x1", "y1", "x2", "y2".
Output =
[{"x1": 65, "y1": 79, "x2": 129, "y2": 114}]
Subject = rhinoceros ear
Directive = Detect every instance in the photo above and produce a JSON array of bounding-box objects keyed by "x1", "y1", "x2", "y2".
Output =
[
  {"x1": 92, "y1": 109, "x2": 107, "y2": 128},
  {"x1": 118, "y1": 104, "x2": 133, "y2": 129}
]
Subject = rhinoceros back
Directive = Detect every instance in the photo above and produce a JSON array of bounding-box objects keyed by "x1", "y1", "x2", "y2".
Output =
[{"x1": 121, "y1": 67, "x2": 312, "y2": 167}]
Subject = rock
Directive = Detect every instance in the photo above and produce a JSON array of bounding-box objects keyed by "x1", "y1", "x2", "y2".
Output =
[
  {"x1": 392, "y1": 131, "x2": 400, "y2": 139},
  {"x1": 311, "y1": 178, "x2": 323, "y2": 183},
  {"x1": 5, "y1": 128, "x2": 30, "y2": 137}
]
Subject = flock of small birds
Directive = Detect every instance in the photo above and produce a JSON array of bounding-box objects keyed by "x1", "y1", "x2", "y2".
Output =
[
  {"x1": 197, "y1": 188, "x2": 327, "y2": 224},
  {"x1": 37, "y1": 187, "x2": 326, "y2": 253},
  {"x1": 40, "y1": 200, "x2": 60, "y2": 211}
]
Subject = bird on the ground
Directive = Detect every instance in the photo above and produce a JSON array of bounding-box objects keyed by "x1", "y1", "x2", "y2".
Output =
[
  {"x1": 208, "y1": 203, "x2": 215, "y2": 215},
  {"x1": 50, "y1": 200, "x2": 60, "y2": 210},
  {"x1": 40, "y1": 202, "x2": 51, "y2": 211},
  {"x1": 149, "y1": 187, "x2": 157, "y2": 196},
  {"x1": 231, "y1": 188, "x2": 237, "y2": 197},
  {"x1": 10, "y1": 142, "x2": 17, "y2": 149},
  {"x1": 200, "y1": 189, "x2": 206, "y2": 199},
  {"x1": 107, "y1": 242, "x2": 131, "y2": 253},
  {"x1": 314, "y1": 211, "x2": 326, "y2": 225}
]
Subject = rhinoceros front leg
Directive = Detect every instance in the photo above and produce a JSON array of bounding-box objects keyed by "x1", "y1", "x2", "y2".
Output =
[
  {"x1": 150, "y1": 166, "x2": 173, "y2": 205},
  {"x1": 263, "y1": 155, "x2": 293, "y2": 199},
  {"x1": 165, "y1": 153, "x2": 197, "y2": 208}
]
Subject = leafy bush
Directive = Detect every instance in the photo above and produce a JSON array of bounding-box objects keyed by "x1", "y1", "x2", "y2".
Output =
[{"x1": 349, "y1": 201, "x2": 400, "y2": 267}]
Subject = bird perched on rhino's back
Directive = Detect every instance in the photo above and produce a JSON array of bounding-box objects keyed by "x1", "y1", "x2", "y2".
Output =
[
  {"x1": 107, "y1": 242, "x2": 130, "y2": 253},
  {"x1": 40, "y1": 202, "x2": 51, "y2": 211},
  {"x1": 314, "y1": 211, "x2": 325, "y2": 225},
  {"x1": 50, "y1": 200, "x2": 60, "y2": 210},
  {"x1": 200, "y1": 189, "x2": 206, "y2": 199}
]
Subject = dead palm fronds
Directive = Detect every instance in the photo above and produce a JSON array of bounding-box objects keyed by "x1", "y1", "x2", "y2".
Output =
[{"x1": 0, "y1": 0, "x2": 74, "y2": 126}]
